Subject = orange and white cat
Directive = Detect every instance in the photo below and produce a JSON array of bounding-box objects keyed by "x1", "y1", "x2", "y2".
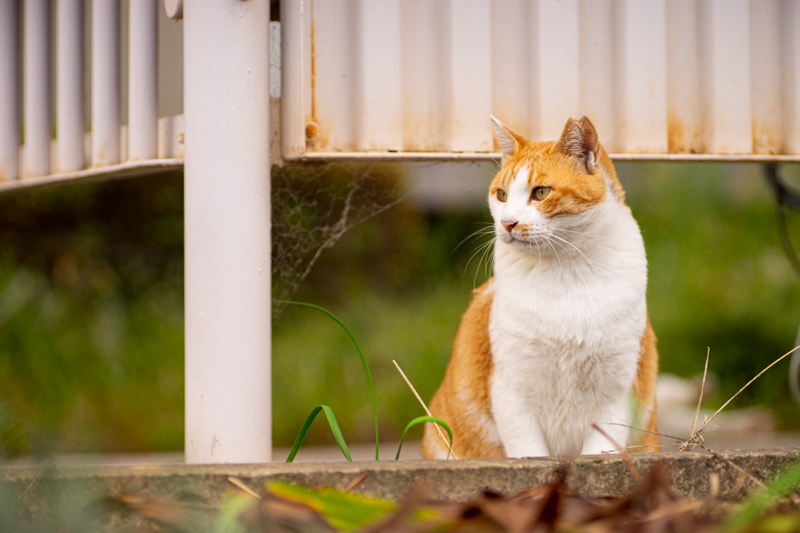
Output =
[{"x1": 422, "y1": 116, "x2": 659, "y2": 459}]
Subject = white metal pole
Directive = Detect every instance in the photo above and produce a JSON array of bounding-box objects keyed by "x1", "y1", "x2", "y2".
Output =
[
  {"x1": 129, "y1": 0, "x2": 157, "y2": 160},
  {"x1": 92, "y1": 0, "x2": 120, "y2": 166},
  {"x1": 0, "y1": 0, "x2": 19, "y2": 182},
  {"x1": 56, "y1": 0, "x2": 85, "y2": 172},
  {"x1": 23, "y1": 0, "x2": 50, "y2": 178},
  {"x1": 183, "y1": 0, "x2": 272, "y2": 464}
]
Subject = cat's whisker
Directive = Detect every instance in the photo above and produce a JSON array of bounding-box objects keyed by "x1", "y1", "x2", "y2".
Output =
[
  {"x1": 549, "y1": 233, "x2": 590, "y2": 265},
  {"x1": 454, "y1": 224, "x2": 496, "y2": 253},
  {"x1": 466, "y1": 238, "x2": 496, "y2": 282},
  {"x1": 542, "y1": 236, "x2": 562, "y2": 266},
  {"x1": 551, "y1": 227, "x2": 585, "y2": 235},
  {"x1": 475, "y1": 237, "x2": 496, "y2": 287},
  {"x1": 483, "y1": 238, "x2": 496, "y2": 281}
]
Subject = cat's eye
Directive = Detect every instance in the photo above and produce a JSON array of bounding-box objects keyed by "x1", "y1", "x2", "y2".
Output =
[
  {"x1": 496, "y1": 189, "x2": 508, "y2": 202},
  {"x1": 532, "y1": 186, "x2": 551, "y2": 201}
]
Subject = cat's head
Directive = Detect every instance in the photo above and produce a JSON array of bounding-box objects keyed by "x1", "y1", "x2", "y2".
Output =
[{"x1": 489, "y1": 116, "x2": 624, "y2": 256}]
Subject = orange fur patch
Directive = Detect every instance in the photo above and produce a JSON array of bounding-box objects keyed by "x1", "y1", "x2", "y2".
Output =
[{"x1": 422, "y1": 283, "x2": 505, "y2": 459}]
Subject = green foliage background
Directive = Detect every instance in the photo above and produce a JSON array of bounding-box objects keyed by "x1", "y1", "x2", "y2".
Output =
[{"x1": 0, "y1": 162, "x2": 798, "y2": 458}]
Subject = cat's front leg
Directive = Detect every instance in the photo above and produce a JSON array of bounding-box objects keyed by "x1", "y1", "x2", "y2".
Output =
[
  {"x1": 490, "y1": 378, "x2": 550, "y2": 457},
  {"x1": 580, "y1": 393, "x2": 632, "y2": 456}
]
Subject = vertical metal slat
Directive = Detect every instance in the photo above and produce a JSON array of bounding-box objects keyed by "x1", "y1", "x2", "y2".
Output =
[
  {"x1": 781, "y1": 0, "x2": 800, "y2": 154},
  {"x1": 579, "y1": 0, "x2": 617, "y2": 151},
  {"x1": 280, "y1": 0, "x2": 310, "y2": 160},
  {"x1": 698, "y1": 0, "x2": 752, "y2": 153},
  {"x1": 665, "y1": 0, "x2": 701, "y2": 154},
  {"x1": 0, "y1": 0, "x2": 19, "y2": 181},
  {"x1": 23, "y1": 0, "x2": 50, "y2": 178},
  {"x1": 448, "y1": 0, "x2": 492, "y2": 151},
  {"x1": 401, "y1": 0, "x2": 449, "y2": 151},
  {"x1": 312, "y1": 0, "x2": 356, "y2": 151},
  {"x1": 56, "y1": 0, "x2": 85, "y2": 172},
  {"x1": 92, "y1": 0, "x2": 120, "y2": 166},
  {"x1": 129, "y1": 0, "x2": 158, "y2": 160},
  {"x1": 356, "y1": 0, "x2": 402, "y2": 151},
  {"x1": 750, "y1": 0, "x2": 782, "y2": 154},
  {"x1": 613, "y1": 0, "x2": 668, "y2": 153},
  {"x1": 534, "y1": 0, "x2": 580, "y2": 142},
  {"x1": 490, "y1": 0, "x2": 530, "y2": 141}
]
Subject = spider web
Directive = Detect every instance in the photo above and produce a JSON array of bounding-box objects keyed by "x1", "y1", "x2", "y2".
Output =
[{"x1": 271, "y1": 161, "x2": 407, "y2": 319}]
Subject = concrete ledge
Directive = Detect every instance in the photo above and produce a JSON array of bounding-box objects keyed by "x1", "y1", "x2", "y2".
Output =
[{"x1": 2, "y1": 448, "x2": 799, "y2": 516}]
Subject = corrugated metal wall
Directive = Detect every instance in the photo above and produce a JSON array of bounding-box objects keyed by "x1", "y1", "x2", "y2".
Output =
[{"x1": 282, "y1": 0, "x2": 800, "y2": 160}]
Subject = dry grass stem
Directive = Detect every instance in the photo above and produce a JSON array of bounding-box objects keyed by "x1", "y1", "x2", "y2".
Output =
[
  {"x1": 689, "y1": 347, "x2": 711, "y2": 440},
  {"x1": 227, "y1": 477, "x2": 261, "y2": 499},
  {"x1": 591, "y1": 423, "x2": 641, "y2": 482},
  {"x1": 696, "y1": 344, "x2": 800, "y2": 436},
  {"x1": 392, "y1": 360, "x2": 458, "y2": 460}
]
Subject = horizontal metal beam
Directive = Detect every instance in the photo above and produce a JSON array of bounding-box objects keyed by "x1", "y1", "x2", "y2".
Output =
[{"x1": 0, "y1": 159, "x2": 183, "y2": 197}]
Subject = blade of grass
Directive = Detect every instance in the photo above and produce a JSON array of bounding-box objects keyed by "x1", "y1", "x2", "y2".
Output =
[
  {"x1": 281, "y1": 301, "x2": 379, "y2": 460},
  {"x1": 395, "y1": 416, "x2": 453, "y2": 461},
  {"x1": 286, "y1": 405, "x2": 352, "y2": 463}
]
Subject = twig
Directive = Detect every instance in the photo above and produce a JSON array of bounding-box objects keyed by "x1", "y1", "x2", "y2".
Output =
[
  {"x1": 690, "y1": 348, "x2": 711, "y2": 439},
  {"x1": 227, "y1": 477, "x2": 261, "y2": 499},
  {"x1": 591, "y1": 423, "x2": 641, "y2": 482},
  {"x1": 696, "y1": 345, "x2": 800, "y2": 435},
  {"x1": 344, "y1": 472, "x2": 370, "y2": 493},
  {"x1": 609, "y1": 423, "x2": 684, "y2": 442},
  {"x1": 393, "y1": 360, "x2": 458, "y2": 460}
]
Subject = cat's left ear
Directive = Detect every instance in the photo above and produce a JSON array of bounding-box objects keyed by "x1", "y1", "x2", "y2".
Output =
[
  {"x1": 490, "y1": 116, "x2": 526, "y2": 159},
  {"x1": 554, "y1": 116, "x2": 600, "y2": 174}
]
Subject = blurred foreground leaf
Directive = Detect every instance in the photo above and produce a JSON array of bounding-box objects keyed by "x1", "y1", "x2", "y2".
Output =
[{"x1": 267, "y1": 482, "x2": 395, "y2": 532}]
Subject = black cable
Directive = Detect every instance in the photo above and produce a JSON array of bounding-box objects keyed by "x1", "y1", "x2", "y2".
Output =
[
  {"x1": 764, "y1": 163, "x2": 800, "y2": 406},
  {"x1": 764, "y1": 163, "x2": 800, "y2": 279}
]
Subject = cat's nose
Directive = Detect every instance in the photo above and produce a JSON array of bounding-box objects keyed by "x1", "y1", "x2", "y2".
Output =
[{"x1": 503, "y1": 220, "x2": 518, "y2": 232}]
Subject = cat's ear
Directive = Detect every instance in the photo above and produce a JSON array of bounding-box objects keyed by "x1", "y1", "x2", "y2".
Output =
[
  {"x1": 491, "y1": 116, "x2": 526, "y2": 159},
  {"x1": 554, "y1": 116, "x2": 600, "y2": 173}
]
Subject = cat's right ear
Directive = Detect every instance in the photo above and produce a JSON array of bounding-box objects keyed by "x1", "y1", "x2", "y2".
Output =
[{"x1": 491, "y1": 116, "x2": 525, "y2": 159}]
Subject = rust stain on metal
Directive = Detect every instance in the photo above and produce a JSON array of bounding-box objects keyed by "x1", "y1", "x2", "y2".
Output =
[
  {"x1": 751, "y1": 119, "x2": 781, "y2": 155},
  {"x1": 305, "y1": 121, "x2": 319, "y2": 139},
  {"x1": 667, "y1": 113, "x2": 688, "y2": 154}
]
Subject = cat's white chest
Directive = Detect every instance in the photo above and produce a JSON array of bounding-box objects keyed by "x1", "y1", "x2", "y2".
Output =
[{"x1": 487, "y1": 201, "x2": 648, "y2": 457}]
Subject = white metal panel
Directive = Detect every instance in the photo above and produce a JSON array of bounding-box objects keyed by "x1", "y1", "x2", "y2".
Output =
[
  {"x1": 284, "y1": 0, "x2": 800, "y2": 160},
  {"x1": 23, "y1": 0, "x2": 51, "y2": 178},
  {"x1": 0, "y1": 0, "x2": 18, "y2": 181}
]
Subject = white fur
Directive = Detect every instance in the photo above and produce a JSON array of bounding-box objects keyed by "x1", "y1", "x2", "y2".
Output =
[{"x1": 488, "y1": 165, "x2": 648, "y2": 457}]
